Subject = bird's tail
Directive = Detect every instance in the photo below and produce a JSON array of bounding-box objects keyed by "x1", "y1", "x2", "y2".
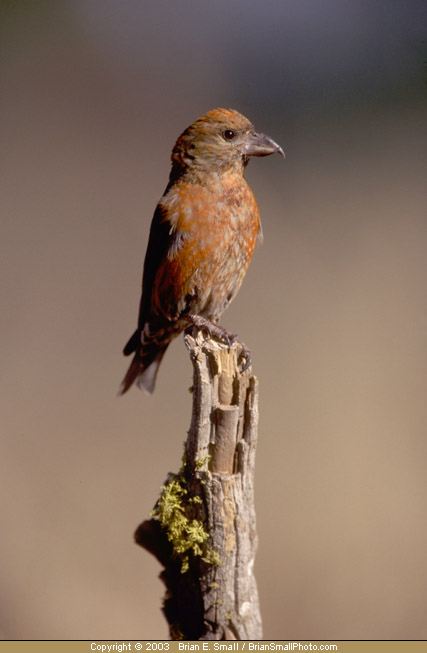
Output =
[{"x1": 120, "y1": 329, "x2": 169, "y2": 395}]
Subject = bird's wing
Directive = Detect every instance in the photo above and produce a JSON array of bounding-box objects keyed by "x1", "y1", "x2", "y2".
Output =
[
  {"x1": 136, "y1": 202, "x2": 175, "y2": 330},
  {"x1": 124, "y1": 184, "x2": 194, "y2": 357},
  {"x1": 123, "y1": 202, "x2": 175, "y2": 356}
]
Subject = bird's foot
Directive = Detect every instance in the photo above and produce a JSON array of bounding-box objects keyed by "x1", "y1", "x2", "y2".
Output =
[
  {"x1": 237, "y1": 340, "x2": 252, "y2": 372},
  {"x1": 184, "y1": 315, "x2": 252, "y2": 371},
  {"x1": 184, "y1": 314, "x2": 237, "y2": 348}
]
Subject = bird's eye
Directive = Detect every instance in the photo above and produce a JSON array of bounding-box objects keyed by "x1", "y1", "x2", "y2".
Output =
[{"x1": 223, "y1": 129, "x2": 236, "y2": 141}]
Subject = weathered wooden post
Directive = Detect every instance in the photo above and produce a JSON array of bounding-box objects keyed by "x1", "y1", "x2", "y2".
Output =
[{"x1": 135, "y1": 331, "x2": 262, "y2": 640}]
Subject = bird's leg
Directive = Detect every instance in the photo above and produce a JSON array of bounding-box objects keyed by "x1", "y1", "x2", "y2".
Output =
[
  {"x1": 184, "y1": 315, "x2": 252, "y2": 371},
  {"x1": 184, "y1": 314, "x2": 236, "y2": 347}
]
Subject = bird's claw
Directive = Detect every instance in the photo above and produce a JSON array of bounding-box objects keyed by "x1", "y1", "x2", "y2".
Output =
[
  {"x1": 223, "y1": 331, "x2": 238, "y2": 351},
  {"x1": 185, "y1": 315, "x2": 251, "y2": 371},
  {"x1": 238, "y1": 342, "x2": 252, "y2": 372},
  {"x1": 185, "y1": 321, "x2": 213, "y2": 344}
]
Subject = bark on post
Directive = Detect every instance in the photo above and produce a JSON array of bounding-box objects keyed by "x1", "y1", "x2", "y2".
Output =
[{"x1": 135, "y1": 331, "x2": 262, "y2": 640}]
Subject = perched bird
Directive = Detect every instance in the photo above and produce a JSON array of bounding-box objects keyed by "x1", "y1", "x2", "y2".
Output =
[{"x1": 121, "y1": 108, "x2": 284, "y2": 394}]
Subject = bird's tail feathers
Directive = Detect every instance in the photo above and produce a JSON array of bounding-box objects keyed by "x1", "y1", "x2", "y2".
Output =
[
  {"x1": 123, "y1": 329, "x2": 141, "y2": 356},
  {"x1": 120, "y1": 342, "x2": 168, "y2": 395}
]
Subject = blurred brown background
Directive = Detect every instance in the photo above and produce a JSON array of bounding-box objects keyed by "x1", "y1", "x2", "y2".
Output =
[{"x1": 1, "y1": 0, "x2": 426, "y2": 640}]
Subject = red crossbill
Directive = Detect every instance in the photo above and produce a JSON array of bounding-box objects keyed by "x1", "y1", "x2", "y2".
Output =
[{"x1": 121, "y1": 108, "x2": 284, "y2": 394}]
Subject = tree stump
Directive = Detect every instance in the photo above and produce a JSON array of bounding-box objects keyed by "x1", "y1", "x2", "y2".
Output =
[{"x1": 135, "y1": 331, "x2": 262, "y2": 640}]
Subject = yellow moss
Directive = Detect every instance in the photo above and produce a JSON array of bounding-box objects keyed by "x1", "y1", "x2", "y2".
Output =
[
  {"x1": 170, "y1": 622, "x2": 184, "y2": 640},
  {"x1": 151, "y1": 465, "x2": 219, "y2": 574},
  {"x1": 195, "y1": 454, "x2": 211, "y2": 471},
  {"x1": 203, "y1": 549, "x2": 221, "y2": 566}
]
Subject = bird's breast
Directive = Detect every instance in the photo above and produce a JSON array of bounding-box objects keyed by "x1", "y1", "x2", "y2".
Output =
[
  {"x1": 174, "y1": 176, "x2": 258, "y2": 235},
  {"x1": 153, "y1": 176, "x2": 260, "y2": 320}
]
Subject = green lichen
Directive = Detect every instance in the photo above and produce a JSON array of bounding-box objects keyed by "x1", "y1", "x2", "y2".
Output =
[
  {"x1": 151, "y1": 464, "x2": 219, "y2": 574},
  {"x1": 195, "y1": 454, "x2": 211, "y2": 471},
  {"x1": 202, "y1": 547, "x2": 221, "y2": 567},
  {"x1": 169, "y1": 622, "x2": 184, "y2": 641}
]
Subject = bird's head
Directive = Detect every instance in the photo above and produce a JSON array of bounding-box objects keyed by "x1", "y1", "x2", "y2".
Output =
[{"x1": 171, "y1": 108, "x2": 284, "y2": 180}]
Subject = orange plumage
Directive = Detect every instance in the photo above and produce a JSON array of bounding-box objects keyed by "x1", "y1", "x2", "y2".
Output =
[{"x1": 121, "y1": 108, "x2": 284, "y2": 394}]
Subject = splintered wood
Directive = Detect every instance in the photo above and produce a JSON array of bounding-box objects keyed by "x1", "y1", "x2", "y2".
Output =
[{"x1": 136, "y1": 333, "x2": 262, "y2": 640}]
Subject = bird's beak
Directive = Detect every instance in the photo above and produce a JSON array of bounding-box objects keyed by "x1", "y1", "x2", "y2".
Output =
[{"x1": 244, "y1": 131, "x2": 285, "y2": 158}]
